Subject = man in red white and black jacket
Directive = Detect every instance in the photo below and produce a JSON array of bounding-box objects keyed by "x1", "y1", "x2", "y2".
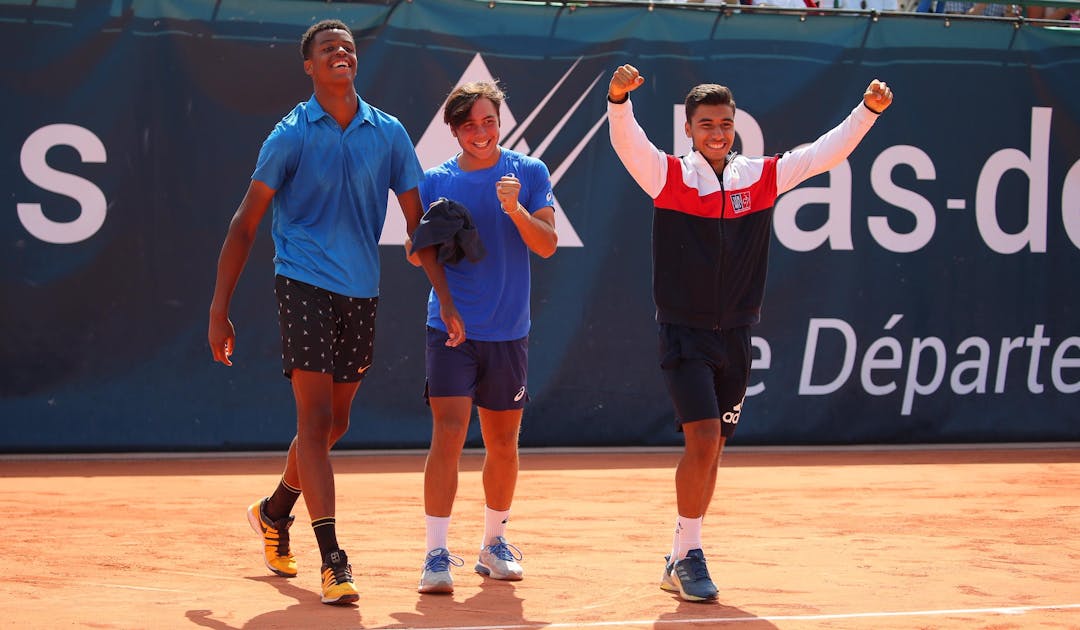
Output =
[{"x1": 607, "y1": 64, "x2": 893, "y2": 603}]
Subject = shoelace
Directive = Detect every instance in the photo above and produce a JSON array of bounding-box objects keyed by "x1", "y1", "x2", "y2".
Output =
[
  {"x1": 424, "y1": 549, "x2": 465, "y2": 572},
  {"x1": 325, "y1": 561, "x2": 354, "y2": 585},
  {"x1": 487, "y1": 540, "x2": 523, "y2": 562},
  {"x1": 266, "y1": 517, "x2": 294, "y2": 557},
  {"x1": 679, "y1": 556, "x2": 711, "y2": 581}
]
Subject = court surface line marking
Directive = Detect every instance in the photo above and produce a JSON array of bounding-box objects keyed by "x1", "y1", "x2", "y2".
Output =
[
  {"x1": 405, "y1": 603, "x2": 1080, "y2": 630},
  {"x1": 84, "y1": 582, "x2": 191, "y2": 593}
]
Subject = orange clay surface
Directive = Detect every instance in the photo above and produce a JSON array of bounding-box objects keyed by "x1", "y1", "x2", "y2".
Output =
[{"x1": 4, "y1": 447, "x2": 1080, "y2": 629}]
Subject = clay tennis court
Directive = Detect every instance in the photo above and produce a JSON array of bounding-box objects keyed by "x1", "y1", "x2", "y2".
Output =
[{"x1": 5, "y1": 446, "x2": 1079, "y2": 629}]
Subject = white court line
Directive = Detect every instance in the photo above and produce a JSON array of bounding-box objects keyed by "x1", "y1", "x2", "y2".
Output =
[
  {"x1": 156, "y1": 569, "x2": 262, "y2": 582},
  {"x1": 85, "y1": 582, "x2": 190, "y2": 594},
  {"x1": 405, "y1": 603, "x2": 1080, "y2": 630}
]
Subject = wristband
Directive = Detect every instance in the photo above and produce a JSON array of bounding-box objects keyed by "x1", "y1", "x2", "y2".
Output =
[{"x1": 607, "y1": 93, "x2": 629, "y2": 105}]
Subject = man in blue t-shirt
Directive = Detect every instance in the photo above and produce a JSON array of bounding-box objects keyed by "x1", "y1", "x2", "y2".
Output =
[
  {"x1": 405, "y1": 81, "x2": 557, "y2": 594},
  {"x1": 208, "y1": 19, "x2": 450, "y2": 605}
]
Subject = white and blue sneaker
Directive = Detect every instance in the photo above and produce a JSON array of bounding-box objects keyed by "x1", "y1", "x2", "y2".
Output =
[
  {"x1": 670, "y1": 549, "x2": 719, "y2": 602},
  {"x1": 418, "y1": 548, "x2": 464, "y2": 594},
  {"x1": 660, "y1": 554, "x2": 678, "y2": 593},
  {"x1": 475, "y1": 536, "x2": 524, "y2": 581}
]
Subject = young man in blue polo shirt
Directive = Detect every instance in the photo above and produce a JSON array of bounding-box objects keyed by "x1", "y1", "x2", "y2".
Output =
[
  {"x1": 208, "y1": 19, "x2": 453, "y2": 605},
  {"x1": 404, "y1": 81, "x2": 557, "y2": 594}
]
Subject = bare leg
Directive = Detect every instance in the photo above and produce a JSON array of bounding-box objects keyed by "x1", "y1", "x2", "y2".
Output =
[
  {"x1": 477, "y1": 408, "x2": 523, "y2": 511},
  {"x1": 676, "y1": 419, "x2": 724, "y2": 518},
  {"x1": 281, "y1": 380, "x2": 360, "y2": 490},
  {"x1": 289, "y1": 370, "x2": 337, "y2": 521},
  {"x1": 424, "y1": 396, "x2": 473, "y2": 517}
]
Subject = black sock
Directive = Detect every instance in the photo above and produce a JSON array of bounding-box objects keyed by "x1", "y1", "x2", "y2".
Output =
[
  {"x1": 312, "y1": 517, "x2": 340, "y2": 560},
  {"x1": 264, "y1": 478, "x2": 301, "y2": 521}
]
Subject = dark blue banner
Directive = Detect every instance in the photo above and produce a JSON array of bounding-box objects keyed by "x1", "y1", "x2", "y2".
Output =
[{"x1": 1, "y1": 0, "x2": 1077, "y2": 451}]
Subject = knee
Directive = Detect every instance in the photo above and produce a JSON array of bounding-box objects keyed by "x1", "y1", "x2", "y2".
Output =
[
  {"x1": 684, "y1": 422, "x2": 723, "y2": 459},
  {"x1": 432, "y1": 414, "x2": 470, "y2": 444},
  {"x1": 296, "y1": 405, "x2": 334, "y2": 442},
  {"x1": 328, "y1": 416, "x2": 350, "y2": 446},
  {"x1": 484, "y1": 430, "x2": 520, "y2": 460}
]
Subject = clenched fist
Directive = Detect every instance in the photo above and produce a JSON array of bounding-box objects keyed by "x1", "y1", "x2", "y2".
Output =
[
  {"x1": 863, "y1": 79, "x2": 894, "y2": 114},
  {"x1": 608, "y1": 64, "x2": 645, "y2": 103}
]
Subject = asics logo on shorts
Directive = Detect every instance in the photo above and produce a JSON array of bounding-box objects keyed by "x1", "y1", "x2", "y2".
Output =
[{"x1": 513, "y1": 386, "x2": 526, "y2": 402}]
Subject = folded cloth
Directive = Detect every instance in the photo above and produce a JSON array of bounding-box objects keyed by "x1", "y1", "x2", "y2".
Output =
[{"x1": 409, "y1": 197, "x2": 486, "y2": 265}]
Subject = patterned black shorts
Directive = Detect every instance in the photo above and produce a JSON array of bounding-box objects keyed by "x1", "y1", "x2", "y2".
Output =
[{"x1": 274, "y1": 275, "x2": 378, "y2": 383}]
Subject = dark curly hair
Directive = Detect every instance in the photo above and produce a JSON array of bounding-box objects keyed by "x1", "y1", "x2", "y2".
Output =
[{"x1": 300, "y1": 19, "x2": 352, "y2": 60}]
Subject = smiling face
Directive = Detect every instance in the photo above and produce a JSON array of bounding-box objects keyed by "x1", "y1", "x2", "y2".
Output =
[
  {"x1": 303, "y1": 28, "x2": 356, "y2": 87},
  {"x1": 451, "y1": 97, "x2": 502, "y2": 170},
  {"x1": 685, "y1": 103, "x2": 736, "y2": 172}
]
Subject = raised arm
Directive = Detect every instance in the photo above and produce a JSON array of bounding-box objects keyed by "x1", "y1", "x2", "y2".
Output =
[
  {"x1": 607, "y1": 64, "x2": 669, "y2": 199},
  {"x1": 497, "y1": 174, "x2": 558, "y2": 258},
  {"x1": 774, "y1": 79, "x2": 894, "y2": 195}
]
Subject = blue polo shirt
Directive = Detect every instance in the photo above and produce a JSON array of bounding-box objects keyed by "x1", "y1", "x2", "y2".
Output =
[
  {"x1": 419, "y1": 149, "x2": 554, "y2": 341},
  {"x1": 252, "y1": 94, "x2": 422, "y2": 298}
]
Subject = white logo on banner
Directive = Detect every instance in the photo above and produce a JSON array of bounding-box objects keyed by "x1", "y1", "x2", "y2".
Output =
[{"x1": 380, "y1": 54, "x2": 609, "y2": 248}]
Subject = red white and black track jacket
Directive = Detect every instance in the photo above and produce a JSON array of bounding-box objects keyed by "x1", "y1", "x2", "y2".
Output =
[{"x1": 608, "y1": 98, "x2": 879, "y2": 330}]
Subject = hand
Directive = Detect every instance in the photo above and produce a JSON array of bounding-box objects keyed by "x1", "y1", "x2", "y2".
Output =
[
  {"x1": 863, "y1": 79, "x2": 893, "y2": 114},
  {"x1": 496, "y1": 174, "x2": 522, "y2": 215},
  {"x1": 440, "y1": 304, "x2": 466, "y2": 347},
  {"x1": 208, "y1": 314, "x2": 236, "y2": 366},
  {"x1": 608, "y1": 64, "x2": 645, "y2": 103},
  {"x1": 404, "y1": 236, "x2": 422, "y2": 267}
]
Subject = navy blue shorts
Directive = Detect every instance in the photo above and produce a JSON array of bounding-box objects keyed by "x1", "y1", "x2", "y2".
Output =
[
  {"x1": 425, "y1": 327, "x2": 529, "y2": 411},
  {"x1": 658, "y1": 323, "x2": 750, "y2": 437},
  {"x1": 275, "y1": 275, "x2": 378, "y2": 383}
]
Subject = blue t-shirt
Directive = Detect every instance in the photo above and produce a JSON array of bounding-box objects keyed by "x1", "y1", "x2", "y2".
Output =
[
  {"x1": 252, "y1": 94, "x2": 423, "y2": 298},
  {"x1": 419, "y1": 149, "x2": 554, "y2": 341}
]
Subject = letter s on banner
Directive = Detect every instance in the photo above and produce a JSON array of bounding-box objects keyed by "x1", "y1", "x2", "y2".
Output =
[{"x1": 17, "y1": 124, "x2": 108, "y2": 244}]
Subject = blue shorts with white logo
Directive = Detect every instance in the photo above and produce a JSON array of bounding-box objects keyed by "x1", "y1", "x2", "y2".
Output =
[
  {"x1": 424, "y1": 327, "x2": 529, "y2": 411},
  {"x1": 658, "y1": 323, "x2": 750, "y2": 437}
]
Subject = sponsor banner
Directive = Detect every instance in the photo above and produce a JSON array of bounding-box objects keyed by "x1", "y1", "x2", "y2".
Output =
[{"x1": 1, "y1": 0, "x2": 1077, "y2": 451}]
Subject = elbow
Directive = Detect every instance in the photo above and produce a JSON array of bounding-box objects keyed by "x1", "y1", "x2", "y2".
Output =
[{"x1": 537, "y1": 236, "x2": 558, "y2": 259}]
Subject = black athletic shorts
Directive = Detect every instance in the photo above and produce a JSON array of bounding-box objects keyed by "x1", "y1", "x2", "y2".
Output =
[
  {"x1": 658, "y1": 323, "x2": 750, "y2": 437},
  {"x1": 274, "y1": 275, "x2": 378, "y2": 383}
]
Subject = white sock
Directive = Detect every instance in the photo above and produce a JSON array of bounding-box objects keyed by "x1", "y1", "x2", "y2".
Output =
[
  {"x1": 483, "y1": 506, "x2": 510, "y2": 547},
  {"x1": 425, "y1": 515, "x2": 451, "y2": 553},
  {"x1": 673, "y1": 516, "x2": 703, "y2": 561}
]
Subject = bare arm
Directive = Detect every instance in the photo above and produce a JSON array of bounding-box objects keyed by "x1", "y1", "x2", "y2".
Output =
[
  {"x1": 496, "y1": 174, "x2": 558, "y2": 258},
  {"x1": 506, "y1": 206, "x2": 557, "y2": 258},
  {"x1": 399, "y1": 188, "x2": 466, "y2": 347},
  {"x1": 208, "y1": 179, "x2": 275, "y2": 366}
]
